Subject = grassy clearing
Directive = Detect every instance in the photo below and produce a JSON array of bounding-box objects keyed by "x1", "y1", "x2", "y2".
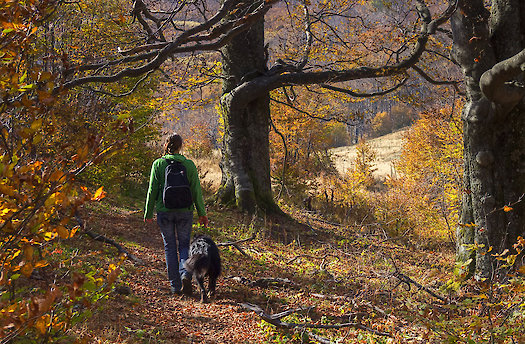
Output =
[{"x1": 330, "y1": 130, "x2": 406, "y2": 180}]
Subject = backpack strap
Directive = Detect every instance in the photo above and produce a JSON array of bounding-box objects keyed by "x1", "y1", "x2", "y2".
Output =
[{"x1": 162, "y1": 156, "x2": 185, "y2": 164}]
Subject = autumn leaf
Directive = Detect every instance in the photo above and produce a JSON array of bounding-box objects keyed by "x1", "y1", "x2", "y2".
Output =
[
  {"x1": 518, "y1": 265, "x2": 525, "y2": 275},
  {"x1": 92, "y1": 186, "x2": 106, "y2": 201},
  {"x1": 107, "y1": 266, "x2": 120, "y2": 285},
  {"x1": 35, "y1": 314, "x2": 50, "y2": 334},
  {"x1": 34, "y1": 260, "x2": 49, "y2": 268},
  {"x1": 55, "y1": 225, "x2": 69, "y2": 239},
  {"x1": 503, "y1": 205, "x2": 513, "y2": 212},
  {"x1": 20, "y1": 262, "x2": 33, "y2": 277}
]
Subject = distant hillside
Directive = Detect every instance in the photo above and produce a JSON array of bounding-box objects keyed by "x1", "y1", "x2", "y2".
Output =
[{"x1": 330, "y1": 129, "x2": 407, "y2": 179}]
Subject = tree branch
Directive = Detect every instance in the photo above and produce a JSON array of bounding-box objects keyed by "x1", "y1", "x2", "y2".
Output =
[
  {"x1": 411, "y1": 64, "x2": 464, "y2": 95},
  {"x1": 232, "y1": 276, "x2": 296, "y2": 288},
  {"x1": 269, "y1": 96, "x2": 357, "y2": 125},
  {"x1": 75, "y1": 213, "x2": 143, "y2": 264},
  {"x1": 59, "y1": 0, "x2": 278, "y2": 91},
  {"x1": 225, "y1": 0, "x2": 458, "y2": 113},
  {"x1": 82, "y1": 69, "x2": 155, "y2": 98},
  {"x1": 296, "y1": 0, "x2": 313, "y2": 71},
  {"x1": 320, "y1": 78, "x2": 408, "y2": 98},
  {"x1": 480, "y1": 48, "x2": 525, "y2": 105},
  {"x1": 269, "y1": 114, "x2": 289, "y2": 200},
  {"x1": 217, "y1": 234, "x2": 255, "y2": 257}
]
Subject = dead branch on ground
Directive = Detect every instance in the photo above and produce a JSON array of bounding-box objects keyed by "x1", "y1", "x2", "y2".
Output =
[
  {"x1": 287, "y1": 253, "x2": 341, "y2": 270},
  {"x1": 75, "y1": 213, "x2": 143, "y2": 264},
  {"x1": 241, "y1": 302, "x2": 392, "y2": 339},
  {"x1": 230, "y1": 276, "x2": 296, "y2": 288},
  {"x1": 390, "y1": 257, "x2": 448, "y2": 304},
  {"x1": 217, "y1": 234, "x2": 256, "y2": 257}
]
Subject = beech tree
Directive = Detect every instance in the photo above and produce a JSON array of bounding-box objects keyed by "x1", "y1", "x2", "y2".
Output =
[
  {"x1": 49, "y1": 0, "x2": 525, "y2": 278},
  {"x1": 451, "y1": 0, "x2": 525, "y2": 279},
  {"x1": 56, "y1": 0, "x2": 457, "y2": 213},
  {"x1": 216, "y1": 0, "x2": 458, "y2": 213}
]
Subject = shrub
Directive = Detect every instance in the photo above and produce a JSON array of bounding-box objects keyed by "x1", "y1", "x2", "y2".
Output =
[{"x1": 376, "y1": 105, "x2": 463, "y2": 241}]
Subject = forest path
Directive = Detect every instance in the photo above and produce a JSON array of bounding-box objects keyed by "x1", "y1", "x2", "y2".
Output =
[
  {"x1": 81, "y1": 207, "x2": 267, "y2": 343},
  {"x1": 79, "y1": 198, "x2": 452, "y2": 343}
]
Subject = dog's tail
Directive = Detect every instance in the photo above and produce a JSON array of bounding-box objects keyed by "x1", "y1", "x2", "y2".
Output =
[{"x1": 184, "y1": 254, "x2": 209, "y2": 277}]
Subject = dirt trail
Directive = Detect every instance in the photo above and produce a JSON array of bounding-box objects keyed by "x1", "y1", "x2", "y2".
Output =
[{"x1": 83, "y1": 208, "x2": 265, "y2": 343}]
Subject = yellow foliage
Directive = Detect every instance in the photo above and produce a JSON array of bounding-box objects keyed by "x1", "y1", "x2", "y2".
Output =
[{"x1": 382, "y1": 103, "x2": 464, "y2": 238}]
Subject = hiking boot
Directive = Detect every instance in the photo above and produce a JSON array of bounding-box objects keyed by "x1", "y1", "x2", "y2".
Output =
[
  {"x1": 170, "y1": 286, "x2": 182, "y2": 295},
  {"x1": 181, "y1": 276, "x2": 193, "y2": 296}
]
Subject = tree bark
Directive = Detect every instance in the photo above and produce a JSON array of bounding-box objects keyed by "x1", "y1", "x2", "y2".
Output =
[
  {"x1": 452, "y1": 0, "x2": 525, "y2": 279},
  {"x1": 216, "y1": 8, "x2": 278, "y2": 214}
]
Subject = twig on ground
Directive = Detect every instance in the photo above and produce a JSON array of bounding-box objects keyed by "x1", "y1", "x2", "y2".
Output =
[
  {"x1": 75, "y1": 213, "x2": 143, "y2": 264},
  {"x1": 240, "y1": 303, "x2": 392, "y2": 337},
  {"x1": 287, "y1": 253, "x2": 341, "y2": 264},
  {"x1": 306, "y1": 331, "x2": 335, "y2": 344},
  {"x1": 217, "y1": 234, "x2": 256, "y2": 257},
  {"x1": 310, "y1": 293, "x2": 350, "y2": 301},
  {"x1": 287, "y1": 253, "x2": 341, "y2": 271},
  {"x1": 390, "y1": 257, "x2": 448, "y2": 304},
  {"x1": 230, "y1": 276, "x2": 296, "y2": 288}
]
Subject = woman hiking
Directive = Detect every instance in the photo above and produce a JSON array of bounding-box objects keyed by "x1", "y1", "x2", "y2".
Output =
[{"x1": 144, "y1": 133, "x2": 208, "y2": 295}]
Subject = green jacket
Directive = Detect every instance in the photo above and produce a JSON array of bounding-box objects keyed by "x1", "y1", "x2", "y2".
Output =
[{"x1": 144, "y1": 154, "x2": 206, "y2": 219}]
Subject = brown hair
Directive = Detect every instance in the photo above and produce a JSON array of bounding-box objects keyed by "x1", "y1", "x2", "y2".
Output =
[{"x1": 164, "y1": 133, "x2": 183, "y2": 155}]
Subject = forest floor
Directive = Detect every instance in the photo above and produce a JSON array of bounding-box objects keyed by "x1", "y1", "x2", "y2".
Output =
[{"x1": 71, "y1": 197, "x2": 455, "y2": 343}]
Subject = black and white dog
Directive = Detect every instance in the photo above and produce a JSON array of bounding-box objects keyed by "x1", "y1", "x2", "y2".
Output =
[{"x1": 184, "y1": 235, "x2": 221, "y2": 303}]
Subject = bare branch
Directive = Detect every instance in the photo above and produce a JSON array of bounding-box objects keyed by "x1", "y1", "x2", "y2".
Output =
[
  {"x1": 269, "y1": 115, "x2": 288, "y2": 200},
  {"x1": 296, "y1": 0, "x2": 313, "y2": 70},
  {"x1": 232, "y1": 276, "x2": 296, "y2": 288},
  {"x1": 269, "y1": 96, "x2": 357, "y2": 125},
  {"x1": 224, "y1": 0, "x2": 458, "y2": 112},
  {"x1": 217, "y1": 234, "x2": 256, "y2": 247},
  {"x1": 390, "y1": 257, "x2": 449, "y2": 304},
  {"x1": 320, "y1": 78, "x2": 408, "y2": 98},
  {"x1": 75, "y1": 213, "x2": 143, "y2": 264},
  {"x1": 287, "y1": 253, "x2": 341, "y2": 266},
  {"x1": 303, "y1": 332, "x2": 332, "y2": 344},
  {"x1": 217, "y1": 234, "x2": 256, "y2": 257},
  {"x1": 411, "y1": 65, "x2": 464, "y2": 95},
  {"x1": 83, "y1": 69, "x2": 155, "y2": 98},
  {"x1": 59, "y1": 0, "x2": 279, "y2": 91}
]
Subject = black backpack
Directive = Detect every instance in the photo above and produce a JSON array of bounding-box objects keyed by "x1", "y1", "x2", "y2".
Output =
[{"x1": 162, "y1": 158, "x2": 193, "y2": 209}]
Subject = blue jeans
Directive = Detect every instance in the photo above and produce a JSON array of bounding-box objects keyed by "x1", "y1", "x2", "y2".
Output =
[{"x1": 157, "y1": 211, "x2": 193, "y2": 290}]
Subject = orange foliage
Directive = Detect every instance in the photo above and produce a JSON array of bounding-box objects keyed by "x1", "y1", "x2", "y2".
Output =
[
  {"x1": 0, "y1": 2, "x2": 121, "y2": 341},
  {"x1": 184, "y1": 121, "x2": 215, "y2": 158}
]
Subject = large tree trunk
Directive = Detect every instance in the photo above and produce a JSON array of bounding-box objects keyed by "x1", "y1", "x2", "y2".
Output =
[
  {"x1": 216, "y1": 12, "x2": 278, "y2": 214},
  {"x1": 452, "y1": 0, "x2": 525, "y2": 279}
]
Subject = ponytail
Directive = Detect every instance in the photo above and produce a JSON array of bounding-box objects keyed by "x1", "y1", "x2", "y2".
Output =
[{"x1": 164, "y1": 133, "x2": 183, "y2": 155}]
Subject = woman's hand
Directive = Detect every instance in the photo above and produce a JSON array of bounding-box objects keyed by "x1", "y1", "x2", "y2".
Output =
[{"x1": 198, "y1": 216, "x2": 209, "y2": 228}]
